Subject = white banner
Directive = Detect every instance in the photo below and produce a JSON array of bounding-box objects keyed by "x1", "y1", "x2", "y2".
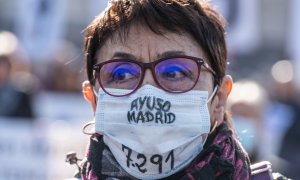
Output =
[
  {"x1": 286, "y1": 0, "x2": 300, "y2": 90},
  {"x1": 14, "y1": 0, "x2": 66, "y2": 61},
  {"x1": 211, "y1": 0, "x2": 261, "y2": 54},
  {"x1": 0, "y1": 118, "x2": 88, "y2": 180}
]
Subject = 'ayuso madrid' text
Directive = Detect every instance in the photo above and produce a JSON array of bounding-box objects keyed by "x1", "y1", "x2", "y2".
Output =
[{"x1": 127, "y1": 96, "x2": 176, "y2": 124}]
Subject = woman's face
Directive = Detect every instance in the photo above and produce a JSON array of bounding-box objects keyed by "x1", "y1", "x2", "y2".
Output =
[{"x1": 95, "y1": 24, "x2": 219, "y2": 121}]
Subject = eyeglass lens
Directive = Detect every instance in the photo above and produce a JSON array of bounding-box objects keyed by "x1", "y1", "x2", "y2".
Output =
[{"x1": 155, "y1": 58, "x2": 198, "y2": 92}]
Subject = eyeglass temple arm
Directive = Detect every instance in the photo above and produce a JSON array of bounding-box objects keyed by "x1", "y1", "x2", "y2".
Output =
[
  {"x1": 92, "y1": 65, "x2": 101, "y2": 84},
  {"x1": 201, "y1": 62, "x2": 219, "y2": 86},
  {"x1": 202, "y1": 62, "x2": 216, "y2": 75}
]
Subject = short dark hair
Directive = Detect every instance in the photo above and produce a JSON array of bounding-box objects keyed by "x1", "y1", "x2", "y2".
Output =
[{"x1": 84, "y1": 0, "x2": 227, "y2": 86}]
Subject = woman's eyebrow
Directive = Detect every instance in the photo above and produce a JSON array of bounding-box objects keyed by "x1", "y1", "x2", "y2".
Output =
[
  {"x1": 111, "y1": 52, "x2": 137, "y2": 60},
  {"x1": 110, "y1": 51, "x2": 186, "y2": 61},
  {"x1": 156, "y1": 51, "x2": 186, "y2": 59}
]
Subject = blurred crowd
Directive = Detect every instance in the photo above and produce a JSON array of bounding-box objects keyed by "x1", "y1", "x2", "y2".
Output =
[
  {"x1": 228, "y1": 72, "x2": 300, "y2": 178},
  {"x1": 0, "y1": 31, "x2": 84, "y2": 119},
  {"x1": 0, "y1": 0, "x2": 300, "y2": 179}
]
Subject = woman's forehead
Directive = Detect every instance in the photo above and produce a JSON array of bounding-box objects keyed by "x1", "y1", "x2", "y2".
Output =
[{"x1": 96, "y1": 24, "x2": 208, "y2": 63}]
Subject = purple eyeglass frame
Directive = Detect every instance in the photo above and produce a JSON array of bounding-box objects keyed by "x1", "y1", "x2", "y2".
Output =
[{"x1": 92, "y1": 55, "x2": 216, "y2": 97}]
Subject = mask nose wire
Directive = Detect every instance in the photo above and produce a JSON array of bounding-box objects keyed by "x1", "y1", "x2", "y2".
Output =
[{"x1": 207, "y1": 85, "x2": 218, "y2": 103}]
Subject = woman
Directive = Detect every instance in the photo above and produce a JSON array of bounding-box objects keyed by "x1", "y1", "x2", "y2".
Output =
[{"x1": 80, "y1": 0, "x2": 251, "y2": 179}]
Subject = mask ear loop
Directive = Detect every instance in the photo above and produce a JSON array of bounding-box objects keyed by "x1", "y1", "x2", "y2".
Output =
[
  {"x1": 209, "y1": 120, "x2": 218, "y2": 134},
  {"x1": 207, "y1": 85, "x2": 218, "y2": 103},
  {"x1": 82, "y1": 84, "x2": 99, "y2": 135},
  {"x1": 207, "y1": 85, "x2": 219, "y2": 134},
  {"x1": 92, "y1": 86, "x2": 99, "y2": 99},
  {"x1": 82, "y1": 120, "x2": 96, "y2": 135}
]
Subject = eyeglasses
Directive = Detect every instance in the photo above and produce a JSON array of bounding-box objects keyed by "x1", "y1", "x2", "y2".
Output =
[{"x1": 93, "y1": 56, "x2": 216, "y2": 97}]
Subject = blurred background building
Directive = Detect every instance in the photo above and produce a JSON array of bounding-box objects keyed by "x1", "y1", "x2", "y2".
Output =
[{"x1": 0, "y1": 0, "x2": 299, "y2": 179}]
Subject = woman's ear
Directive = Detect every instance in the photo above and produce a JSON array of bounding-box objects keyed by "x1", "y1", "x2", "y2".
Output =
[
  {"x1": 212, "y1": 75, "x2": 233, "y2": 124},
  {"x1": 225, "y1": 76, "x2": 233, "y2": 96},
  {"x1": 217, "y1": 75, "x2": 233, "y2": 107},
  {"x1": 82, "y1": 81, "x2": 97, "y2": 113}
]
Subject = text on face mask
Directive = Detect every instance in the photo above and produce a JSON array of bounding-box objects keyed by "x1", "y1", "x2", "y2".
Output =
[
  {"x1": 122, "y1": 144, "x2": 175, "y2": 174},
  {"x1": 127, "y1": 96, "x2": 176, "y2": 124}
]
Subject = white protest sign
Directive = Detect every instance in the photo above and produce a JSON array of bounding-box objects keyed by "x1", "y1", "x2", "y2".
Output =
[
  {"x1": 0, "y1": 118, "x2": 88, "y2": 180},
  {"x1": 211, "y1": 0, "x2": 261, "y2": 54}
]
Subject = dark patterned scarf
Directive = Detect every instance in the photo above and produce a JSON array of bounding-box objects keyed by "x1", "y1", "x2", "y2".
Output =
[{"x1": 81, "y1": 122, "x2": 251, "y2": 180}]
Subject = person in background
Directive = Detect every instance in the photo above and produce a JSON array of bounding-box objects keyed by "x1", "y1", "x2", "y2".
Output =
[
  {"x1": 79, "y1": 0, "x2": 251, "y2": 179},
  {"x1": 0, "y1": 55, "x2": 34, "y2": 118},
  {"x1": 0, "y1": 31, "x2": 36, "y2": 119},
  {"x1": 228, "y1": 80, "x2": 267, "y2": 162},
  {"x1": 265, "y1": 60, "x2": 300, "y2": 179}
]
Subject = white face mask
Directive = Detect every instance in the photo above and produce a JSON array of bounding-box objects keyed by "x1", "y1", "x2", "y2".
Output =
[{"x1": 95, "y1": 84, "x2": 217, "y2": 180}]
